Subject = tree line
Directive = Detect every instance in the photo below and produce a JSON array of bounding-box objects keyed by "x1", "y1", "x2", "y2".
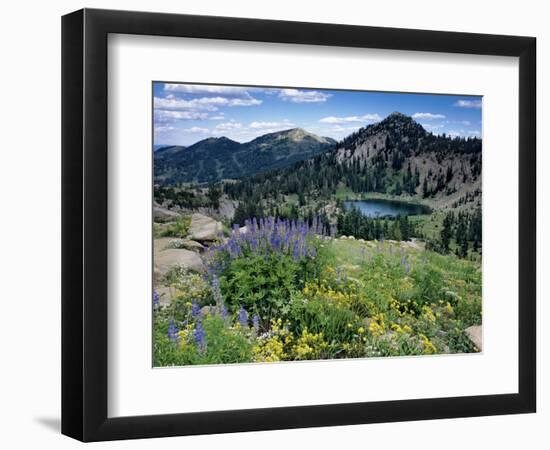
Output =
[{"x1": 426, "y1": 207, "x2": 482, "y2": 257}]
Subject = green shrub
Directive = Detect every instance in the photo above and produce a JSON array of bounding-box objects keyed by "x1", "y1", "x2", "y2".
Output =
[
  {"x1": 220, "y1": 253, "x2": 300, "y2": 322},
  {"x1": 158, "y1": 216, "x2": 191, "y2": 238}
]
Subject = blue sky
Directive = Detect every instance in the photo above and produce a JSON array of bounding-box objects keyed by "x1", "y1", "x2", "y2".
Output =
[{"x1": 153, "y1": 82, "x2": 482, "y2": 146}]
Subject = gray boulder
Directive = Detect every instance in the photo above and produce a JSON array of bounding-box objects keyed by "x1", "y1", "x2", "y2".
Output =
[
  {"x1": 155, "y1": 249, "x2": 207, "y2": 275},
  {"x1": 188, "y1": 213, "x2": 223, "y2": 242},
  {"x1": 465, "y1": 325, "x2": 482, "y2": 351},
  {"x1": 167, "y1": 238, "x2": 205, "y2": 252}
]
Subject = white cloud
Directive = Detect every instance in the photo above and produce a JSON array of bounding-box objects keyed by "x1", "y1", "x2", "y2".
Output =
[
  {"x1": 319, "y1": 113, "x2": 381, "y2": 124},
  {"x1": 454, "y1": 99, "x2": 482, "y2": 108},
  {"x1": 154, "y1": 125, "x2": 176, "y2": 133},
  {"x1": 182, "y1": 127, "x2": 209, "y2": 133},
  {"x1": 154, "y1": 94, "x2": 261, "y2": 112},
  {"x1": 249, "y1": 120, "x2": 294, "y2": 129},
  {"x1": 154, "y1": 96, "x2": 226, "y2": 112},
  {"x1": 278, "y1": 89, "x2": 331, "y2": 103},
  {"x1": 307, "y1": 124, "x2": 362, "y2": 140},
  {"x1": 215, "y1": 121, "x2": 244, "y2": 131},
  {"x1": 164, "y1": 84, "x2": 250, "y2": 95},
  {"x1": 412, "y1": 112, "x2": 446, "y2": 120},
  {"x1": 154, "y1": 110, "x2": 209, "y2": 122},
  {"x1": 226, "y1": 97, "x2": 262, "y2": 107},
  {"x1": 209, "y1": 115, "x2": 225, "y2": 120}
]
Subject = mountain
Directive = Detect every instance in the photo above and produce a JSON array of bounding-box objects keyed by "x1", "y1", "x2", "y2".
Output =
[
  {"x1": 154, "y1": 129, "x2": 336, "y2": 184},
  {"x1": 154, "y1": 144, "x2": 177, "y2": 152},
  {"x1": 154, "y1": 145, "x2": 186, "y2": 156},
  {"x1": 334, "y1": 112, "x2": 482, "y2": 203},
  {"x1": 225, "y1": 112, "x2": 482, "y2": 210}
]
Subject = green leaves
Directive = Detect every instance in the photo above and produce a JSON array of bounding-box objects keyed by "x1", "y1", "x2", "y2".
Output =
[{"x1": 220, "y1": 253, "x2": 302, "y2": 322}]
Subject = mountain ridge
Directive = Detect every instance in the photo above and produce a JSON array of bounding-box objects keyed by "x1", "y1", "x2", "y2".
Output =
[
  {"x1": 154, "y1": 128, "x2": 336, "y2": 184},
  {"x1": 224, "y1": 112, "x2": 482, "y2": 211}
]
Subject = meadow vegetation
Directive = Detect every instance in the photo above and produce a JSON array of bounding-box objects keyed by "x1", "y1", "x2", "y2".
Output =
[{"x1": 154, "y1": 216, "x2": 481, "y2": 366}]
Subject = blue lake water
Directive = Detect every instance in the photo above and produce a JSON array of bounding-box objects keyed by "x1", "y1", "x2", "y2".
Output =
[{"x1": 344, "y1": 199, "x2": 431, "y2": 218}]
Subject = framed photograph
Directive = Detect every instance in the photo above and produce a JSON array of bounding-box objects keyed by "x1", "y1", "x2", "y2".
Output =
[{"x1": 62, "y1": 8, "x2": 536, "y2": 442}]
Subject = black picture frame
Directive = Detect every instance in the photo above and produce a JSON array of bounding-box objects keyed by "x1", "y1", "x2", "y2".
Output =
[{"x1": 62, "y1": 8, "x2": 536, "y2": 442}]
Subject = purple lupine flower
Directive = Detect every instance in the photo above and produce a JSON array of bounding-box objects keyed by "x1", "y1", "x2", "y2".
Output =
[
  {"x1": 220, "y1": 304, "x2": 229, "y2": 320},
  {"x1": 252, "y1": 314, "x2": 260, "y2": 334},
  {"x1": 300, "y1": 241, "x2": 308, "y2": 259},
  {"x1": 191, "y1": 301, "x2": 201, "y2": 318},
  {"x1": 167, "y1": 319, "x2": 179, "y2": 343},
  {"x1": 283, "y1": 232, "x2": 290, "y2": 251},
  {"x1": 194, "y1": 321, "x2": 207, "y2": 353},
  {"x1": 316, "y1": 216, "x2": 323, "y2": 235},
  {"x1": 309, "y1": 246, "x2": 317, "y2": 258},
  {"x1": 211, "y1": 274, "x2": 226, "y2": 313},
  {"x1": 293, "y1": 241, "x2": 301, "y2": 261},
  {"x1": 153, "y1": 289, "x2": 160, "y2": 308},
  {"x1": 250, "y1": 236, "x2": 258, "y2": 253},
  {"x1": 272, "y1": 233, "x2": 282, "y2": 252},
  {"x1": 237, "y1": 306, "x2": 248, "y2": 327}
]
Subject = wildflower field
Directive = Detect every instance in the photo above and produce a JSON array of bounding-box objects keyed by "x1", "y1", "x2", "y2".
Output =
[{"x1": 153, "y1": 217, "x2": 481, "y2": 366}]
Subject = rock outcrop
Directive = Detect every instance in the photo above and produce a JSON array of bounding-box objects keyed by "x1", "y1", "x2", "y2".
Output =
[
  {"x1": 154, "y1": 248, "x2": 207, "y2": 276},
  {"x1": 188, "y1": 213, "x2": 223, "y2": 242}
]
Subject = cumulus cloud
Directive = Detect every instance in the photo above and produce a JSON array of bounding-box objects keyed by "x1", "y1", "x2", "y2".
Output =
[
  {"x1": 226, "y1": 97, "x2": 262, "y2": 107},
  {"x1": 154, "y1": 94, "x2": 261, "y2": 112},
  {"x1": 215, "y1": 121, "x2": 244, "y2": 131},
  {"x1": 319, "y1": 113, "x2": 381, "y2": 124},
  {"x1": 454, "y1": 99, "x2": 482, "y2": 108},
  {"x1": 182, "y1": 127, "x2": 209, "y2": 133},
  {"x1": 154, "y1": 110, "x2": 209, "y2": 122},
  {"x1": 278, "y1": 89, "x2": 331, "y2": 103},
  {"x1": 164, "y1": 84, "x2": 250, "y2": 95},
  {"x1": 412, "y1": 112, "x2": 446, "y2": 120},
  {"x1": 154, "y1": 125, "x2": 177, "y2": 133},
  {"x1": 154, "y1": 96, "x2": 228, "y2": 112}
]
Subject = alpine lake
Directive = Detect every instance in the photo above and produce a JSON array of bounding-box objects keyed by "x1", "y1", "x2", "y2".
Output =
[{"x1": 344, "y1": 199, "x2": 432, "y2": 218}]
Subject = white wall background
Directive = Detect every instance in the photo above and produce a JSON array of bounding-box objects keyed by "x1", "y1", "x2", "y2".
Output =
[{"x1": 0, "y1": 0, "x2": 546, "y2": 448}]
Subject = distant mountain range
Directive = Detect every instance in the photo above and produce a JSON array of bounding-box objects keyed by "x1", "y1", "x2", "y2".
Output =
[{"x1": 154, "y1": 128, "x2": 336, "y2": 184}]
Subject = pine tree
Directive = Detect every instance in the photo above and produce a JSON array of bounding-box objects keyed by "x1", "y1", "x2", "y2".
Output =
[
  {"x1": 422, "y1": 177, "x2": 429, "y2": 198},
  {"x1": 440, "y1": 212, "x2": 453, "y2": 253}
]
